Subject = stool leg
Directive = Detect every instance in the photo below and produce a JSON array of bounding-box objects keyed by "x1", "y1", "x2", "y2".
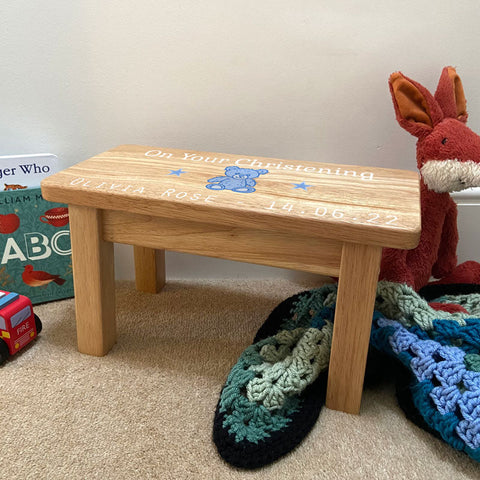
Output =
[
  {"x1": 69, "y1": 205, "x2": 116, "y2": 356},
  {"x1": 133, "y1": 247, "x2": 166, "y2": 293},
  {"x1": 326, "y1": 242, "x2": 382, "y2": 414}
]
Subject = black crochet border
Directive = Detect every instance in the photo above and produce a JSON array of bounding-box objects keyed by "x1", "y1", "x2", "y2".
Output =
[
  {"x1": 418, "y1": 283, "x2": 480, "y2": 301},
  {"x1": 212, "y1": 370, "x2": 328, "y2": 470},
  {"x1": 213, "y1": 291, "x2": 328, "y2": 469}
]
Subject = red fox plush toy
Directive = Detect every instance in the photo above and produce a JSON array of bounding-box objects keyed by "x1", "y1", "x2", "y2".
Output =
[{"x1": 380, "y1": 67, "x2": 480, "y2": 291}]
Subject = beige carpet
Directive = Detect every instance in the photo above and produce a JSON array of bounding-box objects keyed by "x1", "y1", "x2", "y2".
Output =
[{"x1": 2, "y1": 279, "x2": 479, "y2": 480}]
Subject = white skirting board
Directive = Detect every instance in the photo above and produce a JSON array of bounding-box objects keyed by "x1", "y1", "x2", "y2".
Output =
[{"x1": 453, "y1": 188, "x2": 480, "y2": 264}]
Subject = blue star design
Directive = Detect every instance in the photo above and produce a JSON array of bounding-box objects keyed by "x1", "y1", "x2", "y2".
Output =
[
  {"x1": 168, "y1": 169, "x2": 187, "y2": 176},
  {"x1": 292, "y1": 182, "x2": 313, "y2": 190}
]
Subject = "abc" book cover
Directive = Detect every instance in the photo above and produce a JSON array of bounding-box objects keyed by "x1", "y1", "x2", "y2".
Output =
[{"x1": 0, "y1": 154, "x2": 73, "y2": 304}]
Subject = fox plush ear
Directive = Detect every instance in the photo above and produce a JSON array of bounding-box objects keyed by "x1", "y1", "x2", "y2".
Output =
[
  {"x1": 434, "y1": 66, "x2": 468, "y2": 123},
  {"x1": 389, "y1": 72, "x2": 444, "y2": 138}
]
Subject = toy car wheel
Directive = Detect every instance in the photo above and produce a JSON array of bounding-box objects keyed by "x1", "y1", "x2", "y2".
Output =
[
  {"x1": 0, "y1": 338, "x2": 9, "y2": 365},
  {"x1": 34, "y1": 314, "x2": 42, "y2": 334}
]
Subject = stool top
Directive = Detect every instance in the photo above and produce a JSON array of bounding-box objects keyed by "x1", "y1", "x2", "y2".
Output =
[{"x1": 41, "y1": 145, "x2": 421, "y2": 249}]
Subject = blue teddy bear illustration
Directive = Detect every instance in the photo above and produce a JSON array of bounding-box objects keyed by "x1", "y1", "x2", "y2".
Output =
[{"x1": 206, "y1": 166, "x2": 269, "y2": 193}]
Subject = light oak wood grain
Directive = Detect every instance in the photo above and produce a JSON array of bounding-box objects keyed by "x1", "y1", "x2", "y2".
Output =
[
  {"x1": 40, "y1": 144, "x2": 422, "y2": 413},
  {"x1": 133, "y1": 246, "x2": 165, "y2": 294},
  {"x1": 41, "y1": 145, "x2": 421, "y2": 249},
  {"x1": 103, "y1": 211, "x2": 343, "y2": 276},
  {"x1": 69, "y1": 205, "x2": 116, "y2": 356},
  {"x1": 326, "y1": 243, "x2": 382, "y2": 413}
]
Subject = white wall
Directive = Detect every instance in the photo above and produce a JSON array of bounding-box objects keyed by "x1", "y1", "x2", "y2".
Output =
[{"x1": 2, "y1": 1, "x2": 480, "y2": 279}]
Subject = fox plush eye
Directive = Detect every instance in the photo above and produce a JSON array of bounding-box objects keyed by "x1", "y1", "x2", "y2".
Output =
[{"x1": 441, "y1": 137, "x2": 448, "y2": 145}]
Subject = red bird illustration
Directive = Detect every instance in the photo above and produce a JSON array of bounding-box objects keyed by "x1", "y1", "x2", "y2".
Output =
[{"x1": 22, "y1": 265, "x2": 66, "y2": 287}]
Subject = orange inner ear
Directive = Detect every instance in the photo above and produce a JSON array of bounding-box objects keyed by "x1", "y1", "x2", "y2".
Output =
[
  {"x1": 447, "y1": 67, "x2": 467, "y2": 118},
  {"x1": 390, "y1": 73, "x2": 433, "y2": 127}
]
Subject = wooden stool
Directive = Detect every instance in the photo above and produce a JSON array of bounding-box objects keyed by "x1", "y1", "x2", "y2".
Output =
[{"x1": 41, "y1": 145, "x2": 420, "y2": 414}]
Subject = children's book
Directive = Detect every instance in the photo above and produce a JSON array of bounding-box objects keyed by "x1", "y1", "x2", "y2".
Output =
[{"x1": 0, "y1": 154, "x2": 74, "y2": 304}]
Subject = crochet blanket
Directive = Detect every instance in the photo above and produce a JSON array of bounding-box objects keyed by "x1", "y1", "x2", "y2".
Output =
[
  {"x1": 371, "y1": 312, "x2": 480, "y2": 461},
  {"x1": 213, "y1": 281, "x2": 480, "y2": 467}
]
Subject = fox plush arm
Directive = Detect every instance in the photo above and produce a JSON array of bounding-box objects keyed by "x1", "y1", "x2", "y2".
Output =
[{"x1": 431, "y1": 199, "x2": 458, "y2": 279}]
